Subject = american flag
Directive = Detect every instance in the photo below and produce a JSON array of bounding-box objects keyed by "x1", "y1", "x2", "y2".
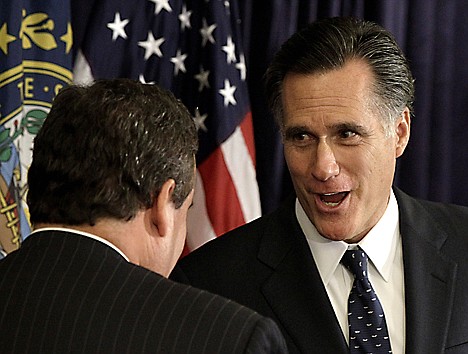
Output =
[{"x1": 73, "y1": 0, "x2": 261, "y2": 252}]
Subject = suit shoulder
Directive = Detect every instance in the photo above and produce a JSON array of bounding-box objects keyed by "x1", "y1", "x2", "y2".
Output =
[
  {"x1": 244, "y1": 316, "x2": 289, "y2": 353},
  {"x1": 179, "y1": 196, "x2": 295, "y2": 261},
  {"x1": 399, "y1": 190, "x2": 468, "y2": 228},
  {"x1": 395, "y1": 188, "x2": 468, "y2": 248},
  {"x1": 148, "y1": 278, "x2": 287, "y2": 353}
]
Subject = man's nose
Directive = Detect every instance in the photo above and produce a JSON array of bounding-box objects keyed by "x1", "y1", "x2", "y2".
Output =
[{"x1": 312, "y1": 140, "x2": 340, "y2": 181}]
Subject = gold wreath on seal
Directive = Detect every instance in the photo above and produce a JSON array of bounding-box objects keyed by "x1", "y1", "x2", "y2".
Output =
[{"x1": 20, "y1": 9, "x2": 57, "y2": 50}]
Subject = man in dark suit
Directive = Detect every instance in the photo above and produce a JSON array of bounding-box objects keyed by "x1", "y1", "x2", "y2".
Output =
[
  {"x1": 0, "y1": 79, "x2": 288, "y2": 354},
  {"x1": 171, "y1": 18, "x2": 468, "y2": 353}
]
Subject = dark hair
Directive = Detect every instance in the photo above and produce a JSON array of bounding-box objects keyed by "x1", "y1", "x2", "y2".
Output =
[
  {"x1": 264, "y1": 17, "x2": 415, "y2": 133},
  {"x1": 27, "y1": 78, "x2": 198, "y2": 226}
]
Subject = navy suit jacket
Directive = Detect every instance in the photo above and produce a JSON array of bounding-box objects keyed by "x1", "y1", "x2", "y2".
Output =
[
  {"x1": 172, "y1": 188, "x2": 468, "y2": 353},
  {"x1": 0, "y1": 230, "x2": 288, "y2": 353}
]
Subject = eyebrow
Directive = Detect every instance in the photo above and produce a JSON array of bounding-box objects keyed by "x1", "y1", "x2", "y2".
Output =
[
  {"x1": 282, "y1": 125, "x2": 309, "y2": 140},
  {"x1": 283, "y1": 122, "x2": 372, "y2": 138},
  {"x1": 331, "y1": 122, "x2": 371, "y2": 135}
]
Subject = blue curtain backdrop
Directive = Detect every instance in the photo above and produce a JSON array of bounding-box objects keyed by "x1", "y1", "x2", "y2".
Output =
[
  {"x1": 238, "y1": 0, "x2": 468, "y2": 214},
  {"x1": 72, "y1": 0, "x2": 468, "y2": 215}
]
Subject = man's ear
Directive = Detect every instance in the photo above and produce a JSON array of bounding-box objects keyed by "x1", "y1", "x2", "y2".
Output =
[
  {"x1": 395, "y1": 107, "x2": 411, "y2": 158},
  {"x1": 151, "y1": 179, "x2": 176, "y2": 238}
]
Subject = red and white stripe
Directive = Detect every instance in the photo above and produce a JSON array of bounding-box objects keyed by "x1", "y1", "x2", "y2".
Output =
[{"x1": 186, "y1": 111, "x2": 261, "y2": 252}]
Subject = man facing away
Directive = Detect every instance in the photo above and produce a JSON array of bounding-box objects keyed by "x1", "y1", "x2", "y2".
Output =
[
  {"x1": 0, "y1": 79, "x2": 288, "y2": 354},
  {"x1": 172, "y1": 17, "x2": 468, "y2": 354}
]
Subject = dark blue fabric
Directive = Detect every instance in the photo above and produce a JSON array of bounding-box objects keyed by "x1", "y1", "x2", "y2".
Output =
[{"x1": 342, "y1": 249, "x2": 392, "y2": 353}]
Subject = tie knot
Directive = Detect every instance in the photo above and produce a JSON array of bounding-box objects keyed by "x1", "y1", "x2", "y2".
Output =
[{"x1": 341, "y1": 249, "x2": 369, "y2": 280}]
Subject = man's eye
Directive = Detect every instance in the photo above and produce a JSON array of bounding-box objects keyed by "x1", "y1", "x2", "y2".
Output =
[
  {"x1": 340, "y1": 130, "x2": 357, "y2": 139},
  {"x1": 293, "y1": 133, "x2": 309, "y2": 141},
  {"x1": 283, "y1": 131, "x2": 314, "y2": 147}
]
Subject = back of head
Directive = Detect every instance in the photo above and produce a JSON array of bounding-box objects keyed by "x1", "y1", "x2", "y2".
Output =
[
  {"x1": 27, "y1": 79, "x2": 198, "y2": 226},
  {"x1": 265, "y1": 17, "x2": 415, "y2": 131}
]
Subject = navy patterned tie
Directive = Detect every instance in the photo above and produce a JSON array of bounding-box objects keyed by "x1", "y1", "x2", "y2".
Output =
[{"x1": 341, "y1": 248, "x2": 392, "y2": 353}]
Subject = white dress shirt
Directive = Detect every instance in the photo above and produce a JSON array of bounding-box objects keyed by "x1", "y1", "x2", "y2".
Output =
[
  {"x1": 296, "y1": 190, "x2": 405, "y2": 354},
  {"x1": 30, "y1": 227, "x2": 130, "y2": 261}
]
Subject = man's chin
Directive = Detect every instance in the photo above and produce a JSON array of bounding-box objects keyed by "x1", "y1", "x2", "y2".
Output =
[{"x1": 316, "y1": 226, "x2": 362, "y2": 243}]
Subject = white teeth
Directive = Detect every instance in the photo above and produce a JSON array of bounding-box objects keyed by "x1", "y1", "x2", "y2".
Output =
[{"x1": 319, "y1": 191, "x2": 348, "y2": 207}]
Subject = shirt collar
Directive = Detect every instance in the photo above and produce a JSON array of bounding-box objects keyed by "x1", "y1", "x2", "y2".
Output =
[
  {"x1": 296, "y1": 190, "x2": 400, "y2": 284},
  {"x1": 30, "y1": 227, "x2": 130, "y2": 262}
]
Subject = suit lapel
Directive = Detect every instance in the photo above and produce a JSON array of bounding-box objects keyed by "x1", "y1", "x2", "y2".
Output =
[
  {"x1": 257, "y1": 198, "x2": 348, "y2": 354},
  {"x1": 396, "y1": 189, "x2": 457, "y2": 353},
  {"x1": 257, "y1": 191, "x2": 458, "y2": 353}
]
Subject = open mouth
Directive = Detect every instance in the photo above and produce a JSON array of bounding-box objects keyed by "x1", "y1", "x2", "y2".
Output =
[{"x1": 319, "y1": 192, "x2": 349, "y2": 207}]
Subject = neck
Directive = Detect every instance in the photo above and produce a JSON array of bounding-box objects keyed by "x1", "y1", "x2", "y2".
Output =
[
  {"x1": 34, "y1": 213, "x2": 169, "y2": 277},
  {"x1": 34, "y1": 217, "x2": 142, "y2": 261}
]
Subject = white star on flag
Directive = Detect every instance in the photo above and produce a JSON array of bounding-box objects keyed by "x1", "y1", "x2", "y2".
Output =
[
  {"x1": 193, "y1": 107, "x2": 208, "y2": 132},
  {"x1": 170, "y1": 49, "x2": 187, "y2": 75},
  {"x1": 222, "y1": 0, "x2": 231, "y2": 16},
  {"x1": 149, "y1": 0, "x2": 172, "y2": 15},
  {"x1": 178, "y1": 5, "x2": 192, "y2": 30},
  {"x1": 138, "y1": 31, "x2": 164, "y2": 59},
  {"x1": 235, "y1": 53, "x2": 247, "y2": 81},
  {"x1": 107, "y1": 12, "x2": 129, "y2": 41},
  {"x1": 219, "y1": 79, "x2": 237, "y2": 107},
  {"x1": 139, "y1": 74, "x2": 155, "y2": 85},
  {"x1": 222, "y1": 36, "x2": 236, "y2": 64},
  {"x1": 194, "y1": 67, "x2": 210, "y2": 92},
  {"x1": 200, "y1": 18, "x2": 217, "y2": 47}
]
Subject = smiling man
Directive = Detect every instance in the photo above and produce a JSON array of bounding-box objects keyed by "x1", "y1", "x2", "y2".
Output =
[
  {"x1": 171, "y1": 17, "x2": 468, "y2": 354},
  {"x1": 281, "y1": 58, "x2": 410, "y2": 244}
]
